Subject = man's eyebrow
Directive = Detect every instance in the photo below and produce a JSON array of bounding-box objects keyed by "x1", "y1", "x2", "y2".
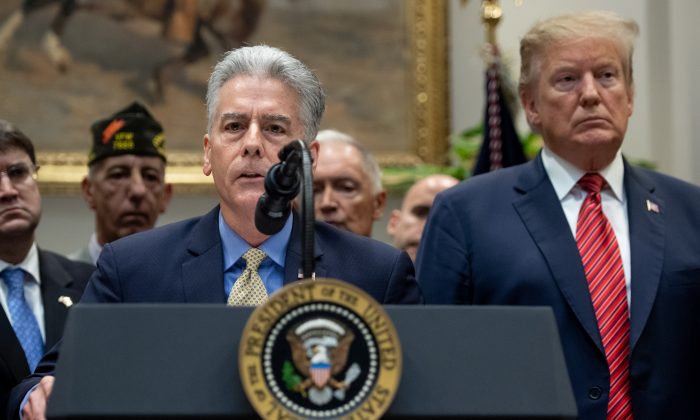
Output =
[
  {"x1": 261, "y1": 113, "x2": 292, "y2": 124},
  {"x1": 103, "y1": 165, "x2": 132, "y2": 172},
  {"x1": 220, "y1": 112, "x2": 248, "y2": 120}
]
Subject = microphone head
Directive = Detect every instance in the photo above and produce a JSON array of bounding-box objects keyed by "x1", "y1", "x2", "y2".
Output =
[{"x1": 255, "y1": 193, "x2": 290, "y2": 235}]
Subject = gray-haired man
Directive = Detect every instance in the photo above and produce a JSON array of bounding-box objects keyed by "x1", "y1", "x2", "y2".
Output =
[{"x1": 13, "y1": 44, "x2": 421, "y2": 420}]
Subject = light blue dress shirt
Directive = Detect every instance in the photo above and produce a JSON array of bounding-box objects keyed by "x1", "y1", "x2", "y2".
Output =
[{"x1": 218, "y1": 211, "x2": 292, "y2": 298}]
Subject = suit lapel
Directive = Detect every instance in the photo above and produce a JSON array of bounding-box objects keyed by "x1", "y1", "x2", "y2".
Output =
[
  {"x1": 512, "y1": 156, "x2": 604, "y2": 353},
  {"x1": 0, "y1": 308, "x2": 29, "y2": 381},
  {"x1": 624, "y1": 164, "x2": 664, "y2": 351},
  {"x1": 182, "y1": 207, "x2": 227, "y2": 303},
  {"x1": 284, "y1": 212, "x2": 326, "y2": 283},
  {"x1": 38, "y1": 250, "x2": 84, "y2": 348}
]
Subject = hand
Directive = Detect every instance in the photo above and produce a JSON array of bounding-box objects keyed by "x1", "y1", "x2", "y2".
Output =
[{"x1": 22, "y1": 376, "x2": 54, "y2": 420}]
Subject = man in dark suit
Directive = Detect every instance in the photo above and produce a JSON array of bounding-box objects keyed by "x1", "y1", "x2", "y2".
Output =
[
  {"x1": 0, "y1": 121, "x2": 93, "y2": 417},
  {"x1": 15, "y1": 44, "x2": 421, "y2": 419},
  {"x1": 417, "y1": 10, "x2": 700, "y2": 420}
]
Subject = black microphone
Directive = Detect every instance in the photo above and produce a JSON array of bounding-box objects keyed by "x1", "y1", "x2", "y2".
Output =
[{"x1": 255, "y1": 141, "x2": 303, "y2": 235}]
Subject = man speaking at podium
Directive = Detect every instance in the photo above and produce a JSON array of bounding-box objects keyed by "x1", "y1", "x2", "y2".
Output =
[
  {"x1": 417, "y1": 10, "x2": 700, "y2": 419},
  {"x1": 12, "y1": 45, "x2": 421, "y2": 419}
]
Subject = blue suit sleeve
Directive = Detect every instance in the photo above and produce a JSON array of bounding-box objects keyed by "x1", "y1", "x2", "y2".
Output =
[
  {"x1": 80, "y1": 243, "x2": 123, "y2": 303},
  {"x1": 381, "y1": 251, "x2": 423, "y2": 304},
  {"x1": 416, "y1": 192, "x2": 471, "y2": 304}
]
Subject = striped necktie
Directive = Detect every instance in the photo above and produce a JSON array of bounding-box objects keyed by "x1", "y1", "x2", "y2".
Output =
[{"x1": 576, "y1": 173, "x2": 632, "y2": 419}]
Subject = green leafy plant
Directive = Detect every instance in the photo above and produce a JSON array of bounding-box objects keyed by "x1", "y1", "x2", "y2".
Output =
[
  {"x1": 381, "y1": 122, "x2": 654, "y2": 192},
  {"x1": 381, "y1": 123, "x2": 541, "y2": 191}
]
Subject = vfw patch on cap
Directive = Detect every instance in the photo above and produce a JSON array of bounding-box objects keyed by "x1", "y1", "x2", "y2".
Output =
[{"x1": 239, "y1": 278, "x2": 402, "y2": 419}]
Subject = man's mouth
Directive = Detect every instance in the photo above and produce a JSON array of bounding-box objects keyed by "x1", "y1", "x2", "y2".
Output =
[
  {"x1": 239, "y1": 172, "x2": 264, "y2": 179},
  {"x1": 322, "y1": 219, "x2": 345, "y2": 228},
  {"x1": 119, "y1": 212, "x2": 149, "y2": 226},
  {"x1": 578, "y1": 116, "x2": 608, "y2": 125},
  {"x1": 0, "y1": 206, "x2": 24, "y2": 216}
]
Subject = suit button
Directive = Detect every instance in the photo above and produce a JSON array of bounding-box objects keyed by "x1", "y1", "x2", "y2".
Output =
[{"x1": 588, "y1": 386, "x2": 602, "y2": 400}]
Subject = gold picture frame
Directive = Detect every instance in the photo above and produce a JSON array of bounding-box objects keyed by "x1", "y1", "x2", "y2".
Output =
[{"x1": 1, "y1": 0, "x2": 447, "y2": 194}]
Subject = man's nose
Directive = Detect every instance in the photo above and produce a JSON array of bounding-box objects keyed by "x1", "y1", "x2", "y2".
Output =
[
  {"x1": 0, "y1": 173, "x2": 19, "y2": 198},
  {"x1": 317, "y1": 185, "x2": 337, "y2": 210},
  {"x1": 128, "y1": 172, "x2": 147, "y2": 197},
  {"x1": 579, "y1": 73, "x2": 601, "y2": 107},
  {"x1": 242, "y1": 125, "x2": 264, "y2": 157}
]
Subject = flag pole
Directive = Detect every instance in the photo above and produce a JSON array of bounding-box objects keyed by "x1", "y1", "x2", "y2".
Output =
[{"x1": 472, "y1": 0, "x2": 527, "y2": 175}]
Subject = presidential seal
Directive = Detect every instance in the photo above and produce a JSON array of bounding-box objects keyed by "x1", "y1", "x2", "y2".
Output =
[{"x1": 239, "y1": 278, "x2": 401, "y2": 420}]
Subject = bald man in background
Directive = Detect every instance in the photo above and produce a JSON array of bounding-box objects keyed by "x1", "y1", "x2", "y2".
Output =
[
  {"x1": 387, "y1": 174, "x2": 458, "y2": 261},
  {"x1": 313, "y1": 130, "x2": 386, "y2": 237}
]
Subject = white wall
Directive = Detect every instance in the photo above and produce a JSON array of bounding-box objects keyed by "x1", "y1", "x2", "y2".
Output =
[{"x1": 665, "y1": 0, "x2": 700, "y2": 183}]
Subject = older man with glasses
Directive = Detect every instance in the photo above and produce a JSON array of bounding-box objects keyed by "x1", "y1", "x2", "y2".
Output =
[{"x1": 0, "y1": 120, "x2": 93, "y2": 417}]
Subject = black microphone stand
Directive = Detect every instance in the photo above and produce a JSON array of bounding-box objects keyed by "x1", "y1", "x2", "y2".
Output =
[
  {"x1": 255, "y1": 140, "x2": 315, "y2": 278},
  {"x1": 295, "y1": 140, "x2": 315, "y2": 279}
]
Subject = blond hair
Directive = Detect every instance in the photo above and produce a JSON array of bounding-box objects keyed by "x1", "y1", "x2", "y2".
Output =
[{"x1": 519, "y1": 10, "x2": 639, "y2": 93}]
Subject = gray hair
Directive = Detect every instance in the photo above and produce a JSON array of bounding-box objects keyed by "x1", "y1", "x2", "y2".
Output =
[
  {"x1": 519, "y1": 10, "x2": 639, "y2": 94},
  {"x1": 206, "y1": 45, "x2": 325, "y2": 142},
  {"x1": 316, "y1": 129, "x2": 383, "y2": 194}
]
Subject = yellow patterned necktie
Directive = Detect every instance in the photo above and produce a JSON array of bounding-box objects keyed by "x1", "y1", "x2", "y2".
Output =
[{"x1": 227, "y1": 248, "x2": 268, "y2": 306}]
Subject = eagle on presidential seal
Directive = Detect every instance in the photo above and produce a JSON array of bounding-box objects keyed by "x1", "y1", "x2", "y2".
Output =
[{"x1": 286, "y1": 318, "x2": 361, "y2": 406}]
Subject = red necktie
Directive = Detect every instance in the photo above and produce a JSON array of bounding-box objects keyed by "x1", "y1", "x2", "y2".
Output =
[{"x1": 576, "y1": 173, "x2": 632, "y2": 419}]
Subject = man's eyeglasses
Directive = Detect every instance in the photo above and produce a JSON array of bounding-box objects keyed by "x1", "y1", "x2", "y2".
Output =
[{"x1": 0, "y1": 163, "x2": 40, "y2": 186}]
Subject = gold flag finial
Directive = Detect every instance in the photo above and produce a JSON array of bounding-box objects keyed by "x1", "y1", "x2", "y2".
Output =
[{"x1": 481, "y1": 0, "x2": 503, "y2": 45}]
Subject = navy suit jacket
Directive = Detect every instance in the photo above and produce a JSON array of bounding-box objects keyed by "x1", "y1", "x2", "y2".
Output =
[
  {"x1": 8, "y1": 207, "x2": 420, "y2": 418},
  {"x1": 0, "y1": 250, "x2": 92, "y2": 418},
  {"x1": 80, "y1": 207, "x2": 420, "y2": 304},
  {"x1": 417, "y1": 154, "x2": 700, "y2": 419}
]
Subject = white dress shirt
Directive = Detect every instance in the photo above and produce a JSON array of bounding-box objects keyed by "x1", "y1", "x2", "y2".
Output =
[
  {"x1": 541, "y1": 147, "x2": 632, "y2": 305},
  {"x1": 88, "y1": 232, "x2": 103, "y2": 265},
  {"x1": 0, "y1": 243, "x2": 46, "y2": 340}
]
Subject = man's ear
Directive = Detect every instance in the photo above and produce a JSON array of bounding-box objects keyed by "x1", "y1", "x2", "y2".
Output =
[
  {"x1": 373, "y1": 190, "x2": 387, "y2": 220},
  {"x1": 386, "y1": 208, "x2": 401, "y2": 236},
  {"x1": 80, "y1": 177, "x2": 97, "y2": 210},
  {"x1": 309, "y1": 140, "x2": 320, "y2": 172},
  {"x1": 202, "y1": 133, "x2": 212, "y2": 176},
  {"x1": 520, "y1": 88, "x2": 541, "y2": 127},
  {"x1": 626, "y1": 85, "x2": 634, "y2": 118},
  {"x1": 159, "y1": 183, "x2": 173, "y2": 213}
]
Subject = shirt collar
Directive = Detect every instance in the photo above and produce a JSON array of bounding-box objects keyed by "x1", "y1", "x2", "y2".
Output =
[
  {"x1": 541, "y1": 146, "x2": 625, "y2": 202},
  {"x1": 0, "y1": 243, "x2": 40, "y2": 284},
  {"x1": 218, "y1": 210, "x2": 293, "y2": 271},
  {"x1": 88, "y1": 232, "x2": 102, "y2": 264}
]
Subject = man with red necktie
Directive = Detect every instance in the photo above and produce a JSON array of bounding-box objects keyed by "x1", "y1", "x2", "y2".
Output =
[{"x1": 417, "y1": 10, "x2": 700, "y2": 419}]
